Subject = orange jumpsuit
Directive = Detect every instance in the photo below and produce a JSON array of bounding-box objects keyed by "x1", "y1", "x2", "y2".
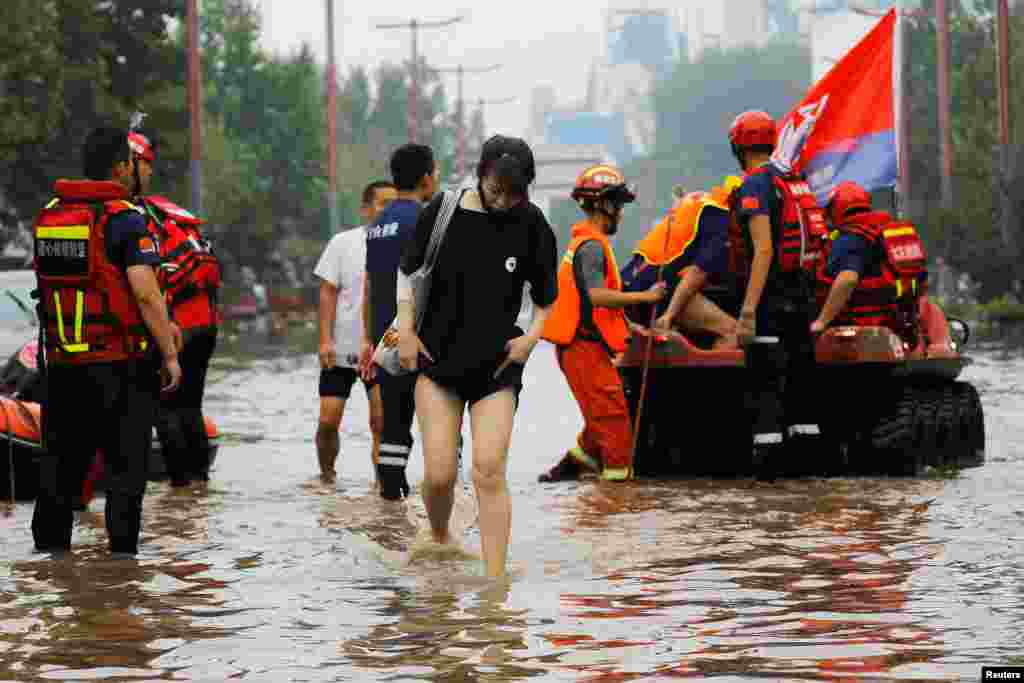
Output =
[{"x1": 542, "y1": 221, "x2": 633, "y2": 477}]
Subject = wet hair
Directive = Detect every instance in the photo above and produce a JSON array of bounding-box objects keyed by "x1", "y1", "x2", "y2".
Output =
[
  {"x1": 476, "y1": 135, "x2": 536, "y2": 185},
  {"x1": 480, "y1": 153, "x2": 531, "y2": 200},
  {"x1": 361, "y1": 180, "x2": 395, "y2": 206},
  {"x1": 389, "y1": 144, "x2": 435, "y2": 191},
  {"x1": 83, "y1": 127, "x2": 131, "y2": 181}
]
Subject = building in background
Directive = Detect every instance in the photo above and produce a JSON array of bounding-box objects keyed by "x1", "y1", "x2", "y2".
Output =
[
  {"x1": 797, "y1": 0, "x2": 898, "y2": 82},
  {"x1": 528, "y1": 3, "x2": 678, "y2": 218}
]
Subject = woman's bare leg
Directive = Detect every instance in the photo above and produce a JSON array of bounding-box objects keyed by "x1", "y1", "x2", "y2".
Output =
[
  {"x1": 468, "y1": 389, "x2": 516, "y2": 578},
  {"x1": 415, "y1": 375, "x2": 464, "y2": 544}
]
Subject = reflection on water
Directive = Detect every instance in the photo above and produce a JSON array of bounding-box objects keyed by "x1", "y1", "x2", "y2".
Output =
[{"x1": 1, "y1": 324, "x2": 1023, "y2": 681}]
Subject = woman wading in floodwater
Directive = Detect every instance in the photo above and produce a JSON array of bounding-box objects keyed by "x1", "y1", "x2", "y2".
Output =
[{"x1": 395, "y1": 136, "x2": 558, "y2": 578}]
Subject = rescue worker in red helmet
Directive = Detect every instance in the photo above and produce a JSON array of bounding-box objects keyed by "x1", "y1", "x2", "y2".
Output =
[
  {"x1": 728, "y1": 109, "x2": 828, "y2": 455},
  {"x1": 129, "y1": 126, "x2": 222, "y2": 487},
  {"x1": 812, "y1": 181, "x2": 928, "y2": 339},
  {"x1": 539, "y1": 164, "x2": 666, "y2": 482},
  {"x1": 31, "y1": 126, "x2": 182, "y2": 555}
]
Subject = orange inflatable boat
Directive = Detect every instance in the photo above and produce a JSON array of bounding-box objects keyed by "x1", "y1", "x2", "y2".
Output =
[{"x1": 0, "y1": 341, "x2": 221, "y2": 503}]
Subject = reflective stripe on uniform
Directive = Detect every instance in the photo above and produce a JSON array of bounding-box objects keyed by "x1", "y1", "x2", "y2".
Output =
[
  {"x1": 52, "y1": 290, "x2": 90, "y2": 353},
  {"x1": 787, "y1": 424, "x2": 821, "y2": 437},
  {"x1": 601, "y1": 466, "x2": 632, "y2": 481},
  {"x1": 36, "y1": 225, "x2": 89, "y2": 240},
  {"x1": 754, "y1": 432, "x2": 784, "y2": 445},
  {"x1": 380, "y1": 444, "x2": 411, "y2": 455},
  {"x1": 378, "y1": 456, "x2": 408, "y2": 467}
]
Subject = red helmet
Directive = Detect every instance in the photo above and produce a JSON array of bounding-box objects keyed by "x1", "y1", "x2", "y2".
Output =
[
  {"x1": 826, "y1": 181, "x2": 872, "y2": 224},
  {"x1": 728, "y1": 110, "x2": 777, "y2": 149},
  {"x1": 128, "y1": 131, "x2": 155, "y2": 163},
  {"x1": 571, "y1": 164, "x2": 636, "y2": 204}
]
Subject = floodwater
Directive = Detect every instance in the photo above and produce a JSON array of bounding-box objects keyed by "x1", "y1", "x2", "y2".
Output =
[{"x1": 1, "y1": 283, "x2": 1023, "y2": 680}]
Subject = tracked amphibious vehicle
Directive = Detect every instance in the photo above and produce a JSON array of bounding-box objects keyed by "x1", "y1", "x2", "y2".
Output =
[{"x1": 617, "y1": 299, "x2": 983, "y2": 478}]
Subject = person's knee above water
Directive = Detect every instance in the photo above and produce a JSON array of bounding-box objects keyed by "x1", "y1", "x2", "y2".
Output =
[
  {"x1": 540, "y1": 164, "x2": 666, "y2": 483},
  {"x1": 129, "y1": 124, "x2": 222, "y2": 488},
  {"x1": 811, "y1": 181, "x2": 928, "y2": 341},
  {"x1": 621, "y1": 179, "x2": 742, "y2": 349},
  {"x1": 726, "y1": 110, "x2": 828, "y2": 343},
  {"x1": 314, "y1": 180, "x2": 396, "y2": 485},
  {"x1": 31, "y1": 126, "x2": 182, "y2": 555},
  {"x1": 366, "y1": 143, "x2": 438, "y2": 500},
  {"x1": 396, "y1": 134, "x2": 559, "y2": 578}
]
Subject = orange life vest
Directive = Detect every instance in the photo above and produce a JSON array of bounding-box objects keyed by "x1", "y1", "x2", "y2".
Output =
[
  {"x1": 728, "y1": 164, "x2": 828, "y2": 281},
  {"x1": 817, "y1": 211, "x2": 927, "y2": 334},
  {"x1": 542, "y1": 222, "x2": 629, "y2": 353},
  {"x1": 33, "y1": 180, "x2": 151, "y2": 365},
  {"x1": 634, "y1": 185, "x2": 733, "y2": 266},
  {"x1": 141, "y1": 195, "x2": 221, "y2": 331}
]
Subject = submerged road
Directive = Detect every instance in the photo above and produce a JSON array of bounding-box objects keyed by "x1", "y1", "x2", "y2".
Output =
[{"x1": 0, "y1": 293, "x2": 1022, "y2": 680}]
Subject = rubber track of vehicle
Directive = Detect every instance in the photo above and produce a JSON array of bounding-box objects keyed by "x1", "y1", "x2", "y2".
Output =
[
  {"x1": 956, "y1": 382, "x2": 985, "y2": 468},
  {"x1": 933, "y1": 385, "x2": 958, "y2": 469},
  {"x1": 868, "y1": 385, "x2": 922, "y2": 475}
]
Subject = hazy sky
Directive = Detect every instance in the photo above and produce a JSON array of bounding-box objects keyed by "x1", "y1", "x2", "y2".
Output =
[{"x1": 257, "y1": 0, "x2": 724, "y2": 139}]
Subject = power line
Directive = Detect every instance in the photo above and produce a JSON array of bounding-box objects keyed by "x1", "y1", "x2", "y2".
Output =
[
  {"x1": 373, "y1": 16, "x2": 465, "y2": 143},
  {"x1": 436, "y1": 64, "x2": 503, "y2": 179}
]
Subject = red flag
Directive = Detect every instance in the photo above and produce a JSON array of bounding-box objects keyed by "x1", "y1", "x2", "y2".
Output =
[{"x1": 773, "y1": 9, "x2": 898, "y2": 203}]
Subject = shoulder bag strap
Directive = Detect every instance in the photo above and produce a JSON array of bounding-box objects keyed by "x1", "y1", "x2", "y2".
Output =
[{"x1": 418, "y1": 189, "x2": 460, "y2": 273}]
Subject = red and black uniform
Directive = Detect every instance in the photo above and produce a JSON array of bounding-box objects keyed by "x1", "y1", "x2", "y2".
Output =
[
  {"x1": 140, "y1": 195, "x2": 221, "y2": 486},
  {"x1": 31, "y1": 180, "x2": 161, "y2": 554},
  {"x1": 818, "y1": 210, "x2": 927, "y2": 340},
  {"x1": 731, "y1": 163, "x2": 827, "y2": 448}
]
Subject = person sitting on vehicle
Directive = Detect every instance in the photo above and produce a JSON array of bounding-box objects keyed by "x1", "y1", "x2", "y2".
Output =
[
  {"x1": 620, "y1": 178, "x2": 741, "y2": 349},
  {"x1": 539, "y1": 164, "x2": 666, "y2": 483},
  {"x1": 811, "y1": 181, "x2": 928, "y2": 341}
]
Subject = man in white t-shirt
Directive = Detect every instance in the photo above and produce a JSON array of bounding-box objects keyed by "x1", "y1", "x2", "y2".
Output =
[{"x1": 314, "y1": 180, "x2": 397, "y2": 484}]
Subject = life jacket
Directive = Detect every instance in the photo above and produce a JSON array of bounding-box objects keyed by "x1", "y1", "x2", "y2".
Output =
[
  {"x1": 542, "y1": 221, "x2": 630, "y2": 353},
  {"x1": 140, "y1": 195, "x2": 221, "y2": 331},
  {"x1": 728, "y1": 164, "x2": 828, "y2": 282},
  {"x1": 33, "y1": 180, "x2": 152, "y2": 365},
  {"x1": 633, "y1": 184, "x2": 732, "y2": 267},
  {"x1": 817, "y1": 211, "x2": 927, "y2": 334}
]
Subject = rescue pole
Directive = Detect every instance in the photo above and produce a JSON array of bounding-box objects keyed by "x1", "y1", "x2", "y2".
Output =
[
  {"x1": 630, "y1": 185, "x2": 686, "y2": 465},
  {"x1": 3, "y1": 399, "x2": 15, "y2": 507}
]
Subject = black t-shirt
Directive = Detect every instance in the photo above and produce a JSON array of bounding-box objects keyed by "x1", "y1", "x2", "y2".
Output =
[
  {"x1": 107, "y1": 210, "x2": 160, "y2": 271},
  {"x1": 400, "y1": 192, "x2": 558, "y2": 381},
  {"x1": 365, "y1": 198, "x2": 422, "y2": 343}
]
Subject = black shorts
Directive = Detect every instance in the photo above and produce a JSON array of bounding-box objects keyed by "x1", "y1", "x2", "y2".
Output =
[
  {"x1": 319, "y1": 366, "x2": 376, "y2": 399},
  {"x1": 425, "y1": 362, "x2": 523, "y2": 409}
]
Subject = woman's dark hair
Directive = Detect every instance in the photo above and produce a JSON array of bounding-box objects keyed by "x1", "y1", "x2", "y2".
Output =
[
  {"x1": 390, "y1": 144, "x2": 435, "y2": 191},
  {"x1": 83, "y1": 127, "x2": 131, "y2": 181},
  {"x1": 481, "y1": 153, "x2": 531, "y2": 200},
  {"x1": 476, "y1": 135, "x2": 535, "y2": 186}
]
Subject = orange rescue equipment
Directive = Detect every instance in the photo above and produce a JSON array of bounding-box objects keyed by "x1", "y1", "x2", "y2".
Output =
[
  {"x1": 542, "y1": 222, "x2": 630, "y2": 353},
  {"x1": 141, "y1": 195, "x2": 221, "y2": 331},
  {"x1": 33, "y1": 180, "x2": 151, "y2": 365},
  {"x1": 634, "y1": 181, "x2": 737, "y2": 266}
]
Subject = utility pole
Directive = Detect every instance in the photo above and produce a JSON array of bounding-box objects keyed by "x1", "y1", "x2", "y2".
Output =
[
  {"x1": 374, "y1": 15, "x2": 464, "y2": 143},
  {"x1": 935, "y1": 0, "x2": 954, "y2": 211},
  {"x1": 997, "y1": 0, "x2": 1015, "y2": 251},
  {"x1": 436, "y1": 63, "x2": 502, "y2": 180},
  {"x1": 325, "y1": 0, "x2": 339, "y2": 237},
  {"x1": 187, "y1": 0, "x2": 202, "y2": 215}
]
